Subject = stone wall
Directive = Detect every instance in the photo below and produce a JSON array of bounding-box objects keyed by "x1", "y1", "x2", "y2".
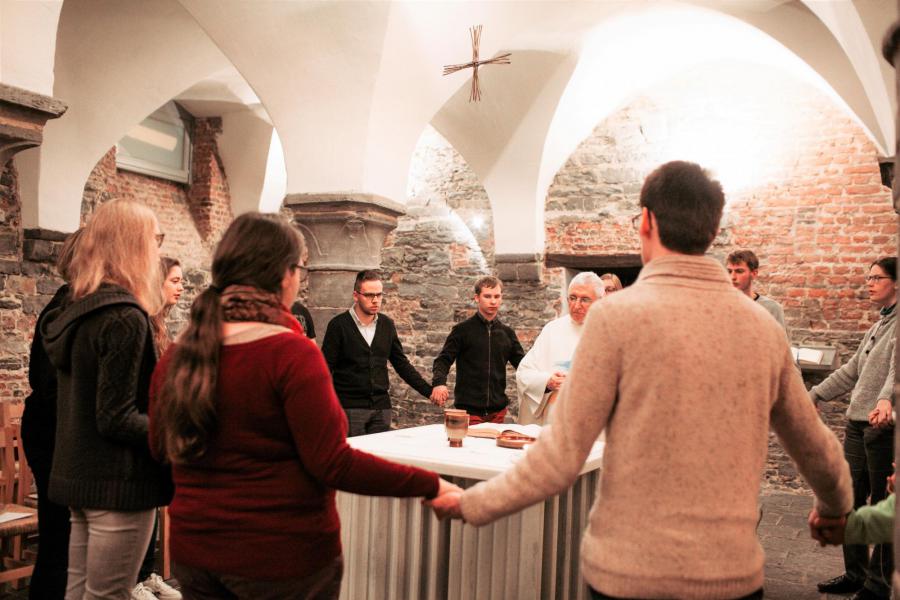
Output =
[
  {"x1": 384, "y1": 127, "x2": 562, "y2": 427},
  {"x1": 544, "y1": 64, "x2": 894, "y2": 490},
  {"x1": 0, "y1": 117, "x2": 230, "y2": 404},
  {"x1": 394, "y1": 65, "x2": 895, "y2": 492}
]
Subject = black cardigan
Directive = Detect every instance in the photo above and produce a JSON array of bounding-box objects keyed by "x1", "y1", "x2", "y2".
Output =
[
  {"x1": 40, "y1": 285, "x2": 173, "y2": 510},
  {"x1": 321, "y1": 311, "x2": 432, "y2": 409}
]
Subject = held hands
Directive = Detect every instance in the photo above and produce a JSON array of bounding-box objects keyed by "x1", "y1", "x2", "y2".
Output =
[
  {"x1": 431, "y1": 385, "x2": 449, "y2": 406},
  {"x1": 808, "y1": 508, "x2": 847, "y2": 546},
  {"x1": 430, "y1": 385, "x2": 449, "y2": 407},
  {"x1": 546, "y1": 371, "x2": 567, "y2": 392},
  {"x1": 425, "y1": 478, "x2": 464, "y2": 520},
  {"x1": 867, "y1": 399, "x2": 893, "y2": 428}
]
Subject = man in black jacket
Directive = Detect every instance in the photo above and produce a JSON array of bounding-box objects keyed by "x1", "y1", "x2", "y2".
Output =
[
  {"x1": 321, "y1": 270, "x2": 433, "y2": 436},
  {"x1": 431, "y1": 276, "x2": 525, "y2": 424}
]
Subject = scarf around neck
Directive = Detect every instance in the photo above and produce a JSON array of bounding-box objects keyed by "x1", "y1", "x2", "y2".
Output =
[{"x1": 219, "y1": 284, "x2": 304, "y2": 335}]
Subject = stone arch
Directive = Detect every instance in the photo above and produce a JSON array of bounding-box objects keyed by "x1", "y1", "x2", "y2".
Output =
[{"x1": 25, "y1": 0, "x2": 270, "y2": 233}]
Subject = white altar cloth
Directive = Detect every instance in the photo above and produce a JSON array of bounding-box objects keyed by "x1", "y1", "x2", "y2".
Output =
[{"x1": 337, "y1": 424, "x2": 604, "y2": 600}]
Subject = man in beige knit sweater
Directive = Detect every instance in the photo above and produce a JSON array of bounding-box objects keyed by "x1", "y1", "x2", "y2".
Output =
[{"x1": 428, "y1": 161, "x2": 853, "y2": 600}]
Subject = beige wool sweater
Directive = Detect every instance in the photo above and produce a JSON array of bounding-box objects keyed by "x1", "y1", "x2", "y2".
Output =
[{"x1": 460, "y1": 255, "x2": 852, "y2": 599}]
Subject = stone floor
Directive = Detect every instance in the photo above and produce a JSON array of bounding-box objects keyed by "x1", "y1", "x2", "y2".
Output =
[
  {"x1": 760, "y1": 491, "x2": 853, "y2": 600},
  {"x1": 0, "y1": 490, "x2": 876, "y2": 599}
]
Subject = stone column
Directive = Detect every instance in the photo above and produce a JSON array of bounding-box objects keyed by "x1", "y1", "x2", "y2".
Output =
[
  {"x1": 495, "y1": 253, "x2": 542, "y2": 283},
  {"x1": 283, "y1": 193, "x2": 405, "y2": 337}
]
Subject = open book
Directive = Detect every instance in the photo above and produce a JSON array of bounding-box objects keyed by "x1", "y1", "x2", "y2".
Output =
[
  {"x1": 467, "y1": 423, "x2": 543, "y2": 439},
  {"x1": 791, "y1": 347, "x2": 825, "y2": 365}
]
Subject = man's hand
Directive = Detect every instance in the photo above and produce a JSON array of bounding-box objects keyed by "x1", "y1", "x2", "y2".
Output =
[
  {"x1": 808, "y1": 508, "x2": 847, "y2": 546},
  {"x1": 546, "y1": 371, "x2": 567, "y2": 392},
  {"x1": 868, "y1": 399, "x2": 892, "y2": 428},
  {"x1": 426, "y1": 478, "x2": 464, "y2": 520},
  {"x1": 430, "y1": 385, "x2": 449, "y2": 407}
]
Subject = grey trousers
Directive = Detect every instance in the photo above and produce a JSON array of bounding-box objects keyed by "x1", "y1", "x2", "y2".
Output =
[{"x1": 65, "y1": 507, "x2": 156, "y2": 600}]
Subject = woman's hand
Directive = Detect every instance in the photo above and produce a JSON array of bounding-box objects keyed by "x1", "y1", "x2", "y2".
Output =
[
  {"x1": 868, "y1": 399, "x2": 893, "y2": 428},
  {"x1": 425, "y1": 478, "x2": 464, "y2": 520}
]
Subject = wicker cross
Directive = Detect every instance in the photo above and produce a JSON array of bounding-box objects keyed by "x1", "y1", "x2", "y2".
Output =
[{"x1": 443, "y1": 25, "x2": 511, "y2": 102}]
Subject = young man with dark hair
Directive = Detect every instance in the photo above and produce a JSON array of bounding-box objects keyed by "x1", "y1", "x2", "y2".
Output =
[
  {"x1": 431, "y1": 275, "x2": 525, "y2": 424},
  {"x1": 321, "y1": 270, "x2": 432, "y2": 436},
  {"x1": 429, "y1": 161, "x2": 851, "y2": 600},
  {"x1": 726, "y1": 249, "x2": 787, "y2": 334}
]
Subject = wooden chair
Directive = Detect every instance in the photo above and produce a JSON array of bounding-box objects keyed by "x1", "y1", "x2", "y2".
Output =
[
  {"x1": 0, "y1": 403, "x2": 35, "y2": 507},
  {"x1": 0, "y1": 418, "x2": 38, "y2": 589}
]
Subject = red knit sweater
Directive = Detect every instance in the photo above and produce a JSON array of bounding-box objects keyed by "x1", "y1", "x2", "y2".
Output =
[{"x1": 148, "y1": 331, "x2": 439, "y2": 580}]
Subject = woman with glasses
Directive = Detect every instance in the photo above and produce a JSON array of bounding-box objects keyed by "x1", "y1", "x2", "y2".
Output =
[
  {"x1": 149, "y1": 213, "x2": 455, "y2": 599},
  {"x1": 812, "y1": 257, "x2": 897, "y2": 600},
  {"x1": 40, "y1": 199, "x2": 173, "y2": 600}
]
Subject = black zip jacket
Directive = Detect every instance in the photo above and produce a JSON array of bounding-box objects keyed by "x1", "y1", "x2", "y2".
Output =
[
  {"x1": 432, "y1": 312, "x2": 525, "y2": 414},
  {"x1": 321, "y1": 311, "x2": 432, "y2": 409}
]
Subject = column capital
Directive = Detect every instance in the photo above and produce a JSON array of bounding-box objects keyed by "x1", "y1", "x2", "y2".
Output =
[
  {"x1": 0, "y1": 84, "x2": 67, "y2": 165},
  {"x1": 284, "y1": 193, "x2": 406, "y2": 271}
]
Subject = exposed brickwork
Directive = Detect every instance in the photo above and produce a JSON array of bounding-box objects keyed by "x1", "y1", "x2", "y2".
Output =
[
  {"x1": 188, "y1": 118, "x2": 233, "y2": 243},
  {"x1": 0, "y1": 65, "x2": 895, "y2": 497},
  {"x1": 0, "y1": 120, "x2": 232, "y2": 406},
  {"x1": 543, "y1": 65, "x2": 895, "y2": 491}
]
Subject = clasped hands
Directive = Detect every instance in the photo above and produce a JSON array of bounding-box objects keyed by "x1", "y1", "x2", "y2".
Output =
[
  {"x1": 808, "y1": 470, "x2": 895, "y2": 546},
  {"x1": 426, "y1": 478, "x2": 465, "y2": 520},
  {"x1": 430, "y1": 385, "x2": 449, "y2": 407},
  {"x1": 807, "y1": 508, "x2": 848, "y2": 546},
  {"x1": 867, "y1": 398, "x2": 893, "y2": 428}
]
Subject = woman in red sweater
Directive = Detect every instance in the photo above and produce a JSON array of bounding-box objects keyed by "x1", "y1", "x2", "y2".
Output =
[{"x1": 149, "y1": 213, "x2": 454, "y2": 599}]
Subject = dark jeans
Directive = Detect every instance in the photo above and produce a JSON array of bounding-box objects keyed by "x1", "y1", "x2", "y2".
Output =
[
  {"x1": 344, "y1": 408, "x2": 392, "y2": 437},
  {"x1": 590, "y1": 587, "x2": 763, "y2": 599},
  {"x1": 21, "y1": 429, "x2": 70, "y2": 600},
  {"x1": 843, "y1": 420, "x2": 894, "y2": 596},
  {"x1": 137, "y1": 510, "x2": 159, "y2": 582},
  {"x1": 173, "y1": 557, "x2": 342, "y2": 600}
]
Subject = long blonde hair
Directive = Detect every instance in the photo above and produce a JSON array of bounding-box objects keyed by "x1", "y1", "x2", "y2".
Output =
[{"x1": 70, "y1": 199, "x2": 163, "y2": 314}]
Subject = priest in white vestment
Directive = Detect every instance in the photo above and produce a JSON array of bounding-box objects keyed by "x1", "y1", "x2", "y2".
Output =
[{"x1": 517, "y1": 272, "x2": 605, "y2": 425}]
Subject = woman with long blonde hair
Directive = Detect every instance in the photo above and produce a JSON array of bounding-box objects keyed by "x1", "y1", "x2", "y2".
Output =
[
  {"x1": 41, "y1": 199, "x2": 173, "y2": 600},
  {"x1": 149, "y1": 213, "x2": 456, "y2": 599}
]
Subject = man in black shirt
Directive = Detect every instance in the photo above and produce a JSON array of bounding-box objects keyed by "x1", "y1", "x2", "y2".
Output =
[
  {"x1": 321, "y1": 270, "x2": 432, "y2": 436},
  {"x1": 431, "y1": 276, "x2": 525, "y2": 424}
]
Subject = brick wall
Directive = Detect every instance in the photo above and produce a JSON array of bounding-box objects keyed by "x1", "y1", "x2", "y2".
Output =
[
  {"x1": 0, "y1": 116, "x2": 233, "y2": 405},
  {"x1": 188, "y1": 118, "x2": 234, "y2": 243},
  {"x1": 543, "y1": 64, "x2": 894, "y2": 490},
  {"x1": 396, "y1": 65, "x2": 895, "y2": 491}
]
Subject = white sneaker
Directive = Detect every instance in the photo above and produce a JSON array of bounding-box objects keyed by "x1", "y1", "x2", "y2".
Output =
[
  {"x1": 142, "y1": 573, "x2": 183, "y2": 600},
  {"x1": 131, "y1": 583, "x2": 158, "y2": 600}
]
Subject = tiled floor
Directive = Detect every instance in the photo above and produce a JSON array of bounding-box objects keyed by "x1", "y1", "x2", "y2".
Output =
[{"x1": 0, "y1": 491, "x2": 876, "y2": 599}]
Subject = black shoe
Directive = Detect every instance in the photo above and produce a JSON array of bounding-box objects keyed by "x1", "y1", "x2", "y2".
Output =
[
  {"x1": 851, "y1": 588, "x2": 890, "y2": 600},
  {"x1": 817, "y1": 574, "x2": 863, "y2": 594}
]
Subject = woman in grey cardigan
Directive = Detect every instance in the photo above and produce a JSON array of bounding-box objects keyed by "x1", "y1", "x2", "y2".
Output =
[{"x1": 811, "y1": 256, "x2": 896, "y2": 600}]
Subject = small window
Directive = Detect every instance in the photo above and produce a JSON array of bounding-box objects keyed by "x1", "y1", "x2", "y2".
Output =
[{"x1": 116, "y1": 102, "x2": 191, "y2": 183}]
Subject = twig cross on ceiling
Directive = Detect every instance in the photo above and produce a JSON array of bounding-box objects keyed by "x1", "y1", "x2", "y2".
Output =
[{"x1": 443, "y1": 25, "x2": 511, "y2": 102}]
